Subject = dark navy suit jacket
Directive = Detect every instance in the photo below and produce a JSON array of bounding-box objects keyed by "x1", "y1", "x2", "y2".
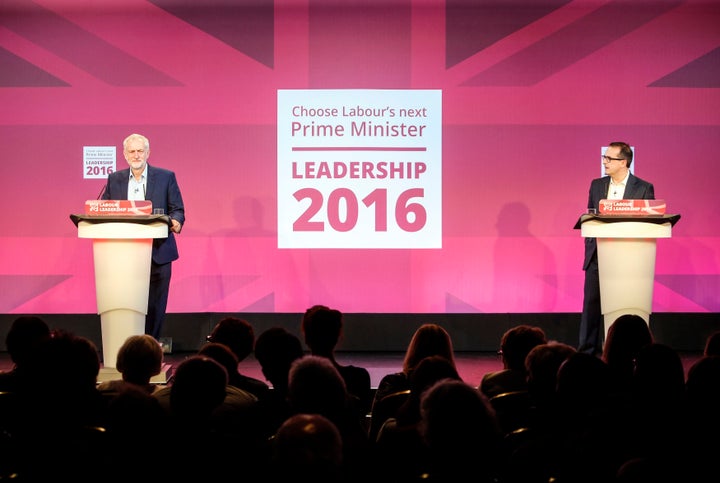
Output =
[
  {"x1": 583, "y1": 173, "x2": 655, "y2": 270},
  {"x1": 102, "y1": 164, "x2": 185, "y2": 265}
]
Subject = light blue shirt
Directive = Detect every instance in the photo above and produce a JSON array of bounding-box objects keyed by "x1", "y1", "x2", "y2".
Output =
[{"x1": 128, "y1": 167, "x2": 147, "y2": 200}]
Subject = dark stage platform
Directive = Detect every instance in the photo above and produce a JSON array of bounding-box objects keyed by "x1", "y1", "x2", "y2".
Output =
[{"x1": 1, "y1": 312, "x2": 717, "y2": 359}]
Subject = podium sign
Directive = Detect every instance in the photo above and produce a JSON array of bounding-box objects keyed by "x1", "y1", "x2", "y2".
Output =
[
  {"x1": 575, "y1": 213, "x2": 680, "y2": 337},
  {"x1": 70, "y1": 213, "x2": 169, "y2": 368}
]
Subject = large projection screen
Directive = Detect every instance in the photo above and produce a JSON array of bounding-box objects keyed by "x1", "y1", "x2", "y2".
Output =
[{"x1": 1, "y1": 0, "x2": 719, "y2": 317}]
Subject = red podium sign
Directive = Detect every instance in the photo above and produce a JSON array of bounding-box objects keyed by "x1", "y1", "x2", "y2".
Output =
[{"x1": 85, "y1": 200, "x2": 152, "y2": 215}]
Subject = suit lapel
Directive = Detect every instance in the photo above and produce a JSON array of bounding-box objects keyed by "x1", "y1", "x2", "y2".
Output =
[
  {"x1": 145, "y1": 165, "x2": 153, "y2": 200},
  {"x1": 624, "y1": 174, "x2": 639, "y2": 198},
  {"x1": 600, "y1": 178, "x2": 610, "y2": 200}
]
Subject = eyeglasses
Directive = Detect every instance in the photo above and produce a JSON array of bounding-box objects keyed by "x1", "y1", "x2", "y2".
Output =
[{"x1": 602, "y1": 155, "x2": 624, "y2": 163}]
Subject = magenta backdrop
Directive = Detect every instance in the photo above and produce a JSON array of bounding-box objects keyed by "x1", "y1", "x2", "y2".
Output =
[{"x1": 1, "y1": 0, "x2": 719, "y2": 315}]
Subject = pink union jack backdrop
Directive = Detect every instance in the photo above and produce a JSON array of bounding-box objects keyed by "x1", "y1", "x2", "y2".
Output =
[{"x1": 1, "y1": 0, "x2": 718, "y2": 314}]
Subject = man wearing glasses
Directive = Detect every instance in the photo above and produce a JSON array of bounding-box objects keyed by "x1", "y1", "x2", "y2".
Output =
[{"x1": 579, "y1": 141, "x2": 655, "y2": 356}]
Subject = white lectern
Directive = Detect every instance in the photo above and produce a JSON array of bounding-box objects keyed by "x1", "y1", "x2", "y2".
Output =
[
  {"x1": 70, "y1": 214, "x2": 169, "y2": 371},
  {"x1": 575, "y1": 213, "x2": 681, "y2": 337}
]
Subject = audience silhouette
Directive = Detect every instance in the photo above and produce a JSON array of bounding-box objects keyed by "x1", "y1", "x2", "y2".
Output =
[
  {"x1": 205, "y1": 316, "x2": 270, "y2": 399},
  {"x1": 419, "y1": 379, "x2": 505, "y2": 483},
  {"x1": 103, "y1": 386, "x2": 168, "y2": 482},
  {"x1": 525, "y1": 341, "x2": 577, "y2": 416},
  {"x1": 480, "y1": 324, "x2": 547, "y2": 399},
  {"x1": 160, "y1": 354, "x2": 263, "y2": 481},
  {"x1": 254, "y1": 326, "x2": 306, "y2": 435},
  {"x1": 684, "y1": 354, "x2": 720, "y2": 481},
  {"x1": 552, "y1": 352, "x2": 631, "y2": 483},
  {"x1": 96, "y1": 333, "x2": 164, "y2": 395},
  {"x1": 504, "y1": 341, "x2": 577, "y2": 483},
  {"x1": 373, "y1": 355, "x2": 461, "y2": 482},
  {"x1": 623, "y1": 342, "x2": 687, "y2": 481},
  {"x1": 301, "y1": 305, "x2": 372, "y2": 417},
  {"x1": 12, "y1": 329, "x2": 108, "y2": 481},
  {"x1": 1, "y1": 317, "x2": 716, "y2": 483},
  {"x1": 0, "y1": 315, "x2": 51, "y2": 392},
  {"x1": 601, "y1": 314, "x2": 653, "y2": 392},
  {"x1": 287, "y1": 354, "x2": 372, "y2": 483},
  {"x1": 370, "y1": 323, "x2": 457, "y2": 441},
  {"x1": 271, "y1": 413, "x2": 344, "y2": 483}
]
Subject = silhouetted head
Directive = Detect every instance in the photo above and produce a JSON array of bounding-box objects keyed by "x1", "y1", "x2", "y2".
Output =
[
  {"x1": 273, "y1": 413, "x2": 343, "y2": 482},
  {"x1": 498, "y1": 324, "x2": 547, "y2": 371},
  {"x1": 254, "y1": 327, "x2": 304, "y2": 390},
  {"x1": 198, "y1": 342, "x2": 240, "y2": 379},
  {"x1": 287, "y1": 355, "x2": 347, "y2": 421},
  {"x1": 116, "y1": 334, "x2": 163, "y2": 384},
  {"x1": 170, "y1": 356, "x2": 228, "y2": 417},
  {"x1": 301, "y1": 305, "x2": 343, "y2": 355},
  {"x1": 6, "y1": 315, "x2": 51, "y2": 366},
  {"x1": 207, "y1": 317, "x2": 255, "y2": 362},
  {"x1": 403, "y1": 323, "x2": 456, "y2": 374}
]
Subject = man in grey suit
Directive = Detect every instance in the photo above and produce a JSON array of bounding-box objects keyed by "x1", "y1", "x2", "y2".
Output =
[
  {"x1": 102, "y1": 133, "x2": 186, "y2": 340},
  {"x1": 579, "y1": 141, "x2": 655, "y2": 356}
]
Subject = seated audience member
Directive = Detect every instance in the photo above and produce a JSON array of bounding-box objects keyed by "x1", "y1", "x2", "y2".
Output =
[
  {"x1": 373, "y1": 355, "x2": 461, "y2": 482},
  {"x1": 372, "y1": 323, "x2": 457, "y2": 409},
  {"x1": 480, "y1": 324, "x2": 547, "y2": 399},
  {"x1": 601, "y1": 314, "x2": 653, "y2": 392},
  {"x1": 623, "y1": 343, "x2": 687, "y2": 480},
  {"x1": 194, "y1": 342, "x2": 266, "y2": 444},
  {"x1": 287, "y1": 355, "x2": 371, "y2": 483},
  {"x1": 155, "y1": 344, "x2": 261, "y2": 439},
  {"x1": 197, "y1": 341, "x2": 244, "y2": 388},
  {"x1": 0, "y1": 315, "x2": 51, "y2": 392},
  {"x1": 166, "y1": 355, "x2": 228, "y2": 427},
  {"x1": 103, "y1": 386, "x2": 168, "y2": 482},
  {"x1": 551, "y1": 352, "x2": 631, "y2": 483},
  {"x1": 13, "y1": 330, "x2": 108, "y2": 481},
  {"x1": 505, "y1": 341, "x2": 577, "y2": 483},
  {"x1": 271, "y1": 413, "x2": 344, "y2": 483},
  {"x1": 21, "y1": 329, "x2": 106, "y2": 426},
  {"x1": 370, "y1": 323, "x2": 458, "y2": 442},
  {"x1": 525, "y1": 341, "x2": 577, "y2": 413},
  {"x1": 206, "y1": 316, "x2": 270, "y2": 399},
  {"x1": 162, "y1": 355, "x2": 259, "y2": 481},
  {"x1": 683, "y1": 355, "x2": 720, "y2": 481},
  {"x1": 301, "y1": 305, "x2": 372, "y2": 416},
  {"x1": 254, "y1": 326, "x2": 305, "y2": 435},
  {"x1": 96, "y1": 334, "x2": 164, "y2": 395},
  {"x1": 419, "y1": 379, "x2": 505, "y2": 483}
]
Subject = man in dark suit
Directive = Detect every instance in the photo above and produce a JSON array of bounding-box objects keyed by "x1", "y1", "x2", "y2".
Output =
[
  {"x1": 102, "y1": 133, "x2": 185, "y2": 340},
  {"x1": 579, "y1": 141, "x2": 654, "y2": 356}
]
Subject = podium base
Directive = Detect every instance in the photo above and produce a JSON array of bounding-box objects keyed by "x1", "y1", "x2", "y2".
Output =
[{"x1": 97, "y1": 363, "x2": 172, "y2": 384}]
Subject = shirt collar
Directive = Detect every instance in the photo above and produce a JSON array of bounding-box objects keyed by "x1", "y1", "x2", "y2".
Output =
[
  {"x1": 611, "y1": 170, "x2": 630, "y2": 186},
  {"x1": 129, "y1": 165, "x2": 148, "y2": 181}
]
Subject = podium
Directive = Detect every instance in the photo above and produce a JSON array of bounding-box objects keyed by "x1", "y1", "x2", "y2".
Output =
[
  {"x1": 575, "y1": 213, "x2": 681, "y2": 337},
  {"x1": 70, "y1": 214, "x2": 170, "y2": 374}
]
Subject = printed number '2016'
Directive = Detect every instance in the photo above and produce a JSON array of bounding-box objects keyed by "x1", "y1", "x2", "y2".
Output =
[
  {"x1": 85, "y1": 166, "x2": 114, "y2": 176},
  {"x1": 292, "y1": 187, "x2": 426, "y2": 233}
]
